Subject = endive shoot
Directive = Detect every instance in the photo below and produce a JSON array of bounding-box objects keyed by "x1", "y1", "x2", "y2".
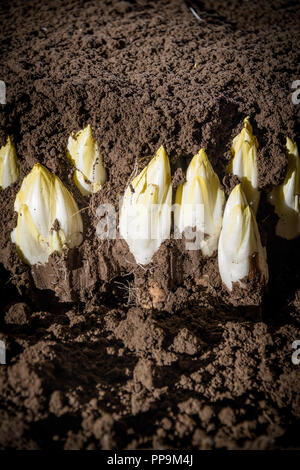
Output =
[
  {"x1": 227, "y1": 117, "x2": 260, "y2": 213},
  {"x1": 0, "y1": 137, "x2": 19, "y2": 189},
  {"x1": 218, "y1": 184, "x2": 268, "y2": 291},
  {"x1": 119, "y1": 146, "x2": 172, "y2": 265},
  {"x1": 174, "y1": 149, "x2": 225, "y2": 256},
  {"x1": 268, "y1": 138, "x2": 300, "y2": 240},
  {"x1": 67, "y1": 124, "x2": 106, "y2": 196},
  {"x1": 11, "y1": 163, "x2": 83, "y2": 265}
]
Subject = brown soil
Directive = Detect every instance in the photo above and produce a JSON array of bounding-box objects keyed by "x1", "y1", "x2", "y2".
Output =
[{"x1": 0, "y1": 0, "x2": 300, "y2": 450}]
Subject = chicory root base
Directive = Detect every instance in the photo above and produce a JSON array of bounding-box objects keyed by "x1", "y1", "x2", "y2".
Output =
[{"x1": 0, "y1": 0, "x2": 300, "y2": 450}]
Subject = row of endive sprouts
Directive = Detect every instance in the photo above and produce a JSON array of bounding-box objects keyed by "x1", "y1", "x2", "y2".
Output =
[{"x1": 0, "y1": 118, "x2": 299, "y2": 293}]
